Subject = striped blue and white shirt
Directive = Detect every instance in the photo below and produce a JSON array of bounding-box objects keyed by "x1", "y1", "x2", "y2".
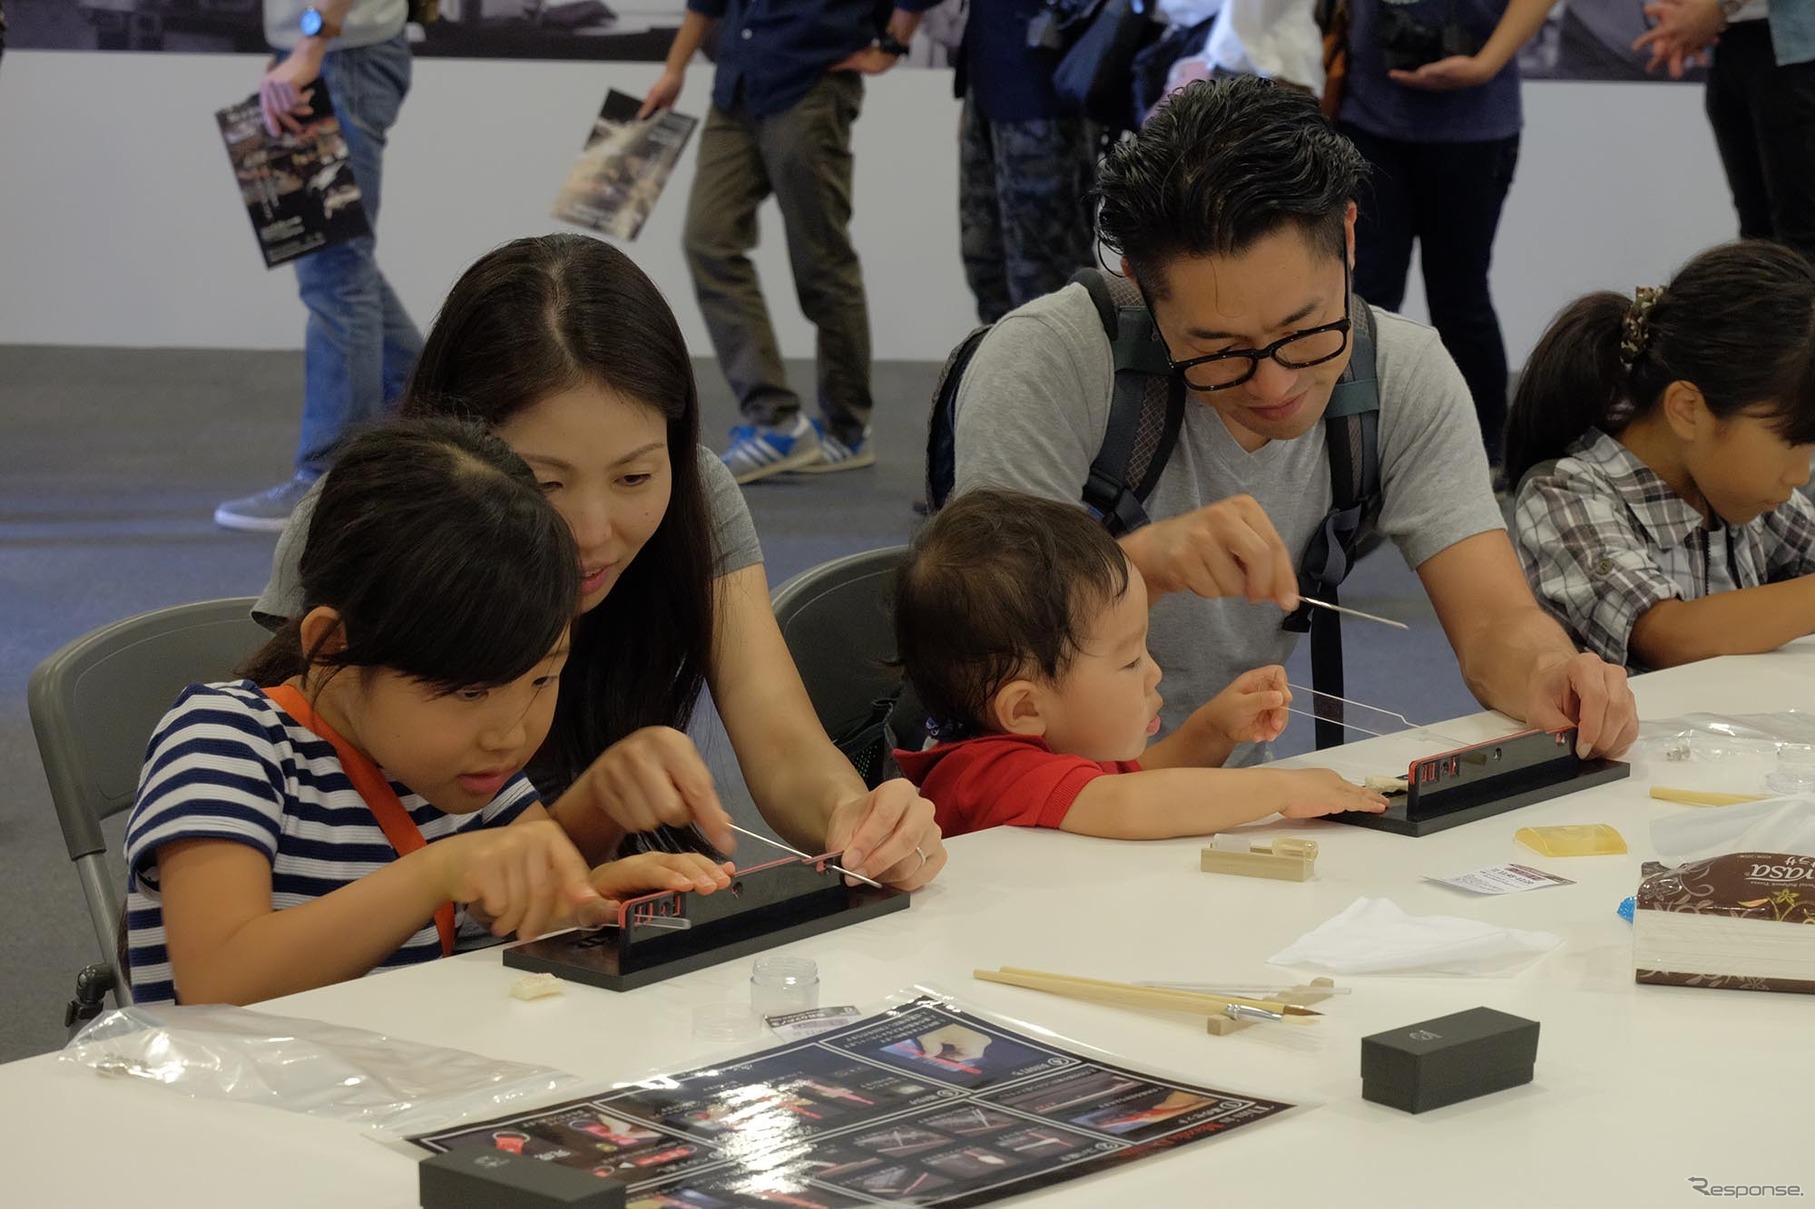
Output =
[{"x1": 123, "y1": 680, "x2": 538, "y2": 1005}]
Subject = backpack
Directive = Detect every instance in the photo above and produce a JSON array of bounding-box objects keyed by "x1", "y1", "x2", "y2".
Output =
[{"x1": 925, "y1": 268, "x2": 1383, "y2": 750}]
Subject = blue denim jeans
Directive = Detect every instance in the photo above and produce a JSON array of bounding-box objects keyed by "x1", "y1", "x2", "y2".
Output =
[{"x1": 292, "y1": 32, "x2": 421, "y2": 478}]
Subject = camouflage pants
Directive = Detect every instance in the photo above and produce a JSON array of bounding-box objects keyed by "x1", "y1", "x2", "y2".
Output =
[{"x1": 959, "y1": 98, "x2": 1099, "y2": 325}]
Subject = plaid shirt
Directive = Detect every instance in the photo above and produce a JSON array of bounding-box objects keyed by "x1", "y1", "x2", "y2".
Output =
[{"x1": 1513, "y1": 429, "x2": 1815, "y2": 670}]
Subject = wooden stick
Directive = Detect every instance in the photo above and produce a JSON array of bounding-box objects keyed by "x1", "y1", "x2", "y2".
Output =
[
  {"x1": 979, "y1": 968, "x2": 1318, "y2": 1020},
  {"x1": 1648, "y1": 787, "x2": 1765, "y2": 807},
  {"x1": 998, "y1": 966, "x2": 1312, "y2": 1015}
]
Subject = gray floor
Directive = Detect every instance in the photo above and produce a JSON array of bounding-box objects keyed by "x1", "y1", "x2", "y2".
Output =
[{"x1": 0, "y1": 346, "x2": 1478, "y2": 1063}]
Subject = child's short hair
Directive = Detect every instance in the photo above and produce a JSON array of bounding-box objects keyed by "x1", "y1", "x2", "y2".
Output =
[
  {"x1": 895, "y1": 489, "x2": 1130, "y2": 739},
  {"x1": 241, "y1": 417, "x2": 578, "y2": 692}
]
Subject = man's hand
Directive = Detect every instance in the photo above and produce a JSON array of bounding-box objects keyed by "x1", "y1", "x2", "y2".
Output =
[
  {"x1": 639, "y1": 69, "x2": 684, "y2": 119},
  {"x1": 1523, "y1": 652, "x2": 1638, "y2": 758},
  {"x1": 1122, "y1": 495, "x2": 1300, "y2": 606},
  {"x1": 259, "y1": 45, "x2": 326, "y2": 137},
  {"x1": 1634, "y1": 0, "x2": 1725, "y2": 77},
  {"x1": 824, "y1": 778, "x2": 945, "y2": 890},
  {"x1": 1390, "y1": 54, "x2": 1499, "y2": 91},
  {"x1": 830, "y1": 46, "x2": 904, "y2": 74}
]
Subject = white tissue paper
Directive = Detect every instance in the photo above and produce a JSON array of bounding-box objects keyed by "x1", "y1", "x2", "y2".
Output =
[
  {"x1": 1651, "y1": 796, "x2": 1815, "y2": 864},
  {"x1": 1267, "y1": 897, "x2": 1561, "y2": 976}
]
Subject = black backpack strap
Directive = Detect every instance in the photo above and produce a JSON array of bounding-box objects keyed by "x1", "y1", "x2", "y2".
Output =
[
  {"x1": 1072, "y1": 268, "x2": 1184, "y2": 537},
  {"x1": 924, "y1": 323, "x2": 993, "y2": 511},
  {"x1": 1283, "y1": 297, "x2": 1382, "y2": 749}
]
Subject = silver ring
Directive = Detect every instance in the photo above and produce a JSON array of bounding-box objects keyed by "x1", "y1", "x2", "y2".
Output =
[{"x1": 914, "y1": 845, "x2": 929, "y2": 869}]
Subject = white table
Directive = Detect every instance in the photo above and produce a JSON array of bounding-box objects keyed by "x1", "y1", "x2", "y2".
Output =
[{"x1": 7, "y1": 654, "x2": 1814, "y2": 1208}]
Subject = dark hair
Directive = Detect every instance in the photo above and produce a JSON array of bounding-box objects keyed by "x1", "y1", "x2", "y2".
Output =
[
  {"x1": 1505, "y1": 241, "x2": 1815, "y2": 486},
  {"x1": 241, "y1": 418, "x2": 578, "y2": 692},
  {"x1": 895, "y1": 490, "x2": 1131, "y2": 740},
  {"x1": 403, "y1": 234, "x2": 715, "y2": 798},
  {"x1": 1095, "y1": 76, "x2": 1365, "y2": 297}
]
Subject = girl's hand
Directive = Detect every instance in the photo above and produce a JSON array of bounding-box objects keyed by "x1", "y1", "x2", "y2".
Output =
[
  {"x1": 1265, "y1": 769, "x2": 1390, "y2": 819},
  {"x1": 1198, "y1": 665, "x2": 1291, "y2": 745},
  {"x1": 436, "y1": 819, "x2": 603, "y2": 942},
  {"x1": 1389, "y1": 54, "x2": 1498, "y2": 91},
  {"x1": 824, "y1": 778, "x2": 946, "y2": 891},
  {"x1": 574, "y1": 727, "x2": 736, "y2": 853},
  {"x1": 590, "y1": 852, "x2": 734, "y2": 902}
]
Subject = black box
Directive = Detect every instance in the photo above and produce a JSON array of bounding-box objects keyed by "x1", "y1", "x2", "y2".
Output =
[
  {"x1": 420, "y1": 1148, "x2": 627, "y2": 1209},
  {"x1": 1360, "y1": 1007, "x2": 1539, "y2": 1114}
]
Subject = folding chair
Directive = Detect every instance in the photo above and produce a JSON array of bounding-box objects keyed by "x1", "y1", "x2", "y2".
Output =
[
  {"x1": 28, "y1": 597, "x2": 268, "y2": 1020},
  {"x1": 770, "y1": 547, "x2": 927, "y2": 789}
]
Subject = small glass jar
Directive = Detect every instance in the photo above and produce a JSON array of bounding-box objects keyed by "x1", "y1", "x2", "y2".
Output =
[
  {"x1": 1766, "y1": 743, "x2": 1815, "y2": 795},
  {"x1": 750, "y1": 956, "x2": 819, "y2": 1017}
]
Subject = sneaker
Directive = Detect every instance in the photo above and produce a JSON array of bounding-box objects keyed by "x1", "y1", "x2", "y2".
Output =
[
  {"x1": 791, "y1": 419, "x2": 875, "y2": 474},
  {"x1": 722, "y1": 415, "x2": 822, "y2": 484},
  {"x1": 213, "y1": 474, "x2": 317, "y2": 533}
]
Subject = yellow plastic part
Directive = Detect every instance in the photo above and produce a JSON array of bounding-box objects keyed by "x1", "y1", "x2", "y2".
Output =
[{"x1": 1514, "y1": 823, "x2": 1628, "y2": 857}]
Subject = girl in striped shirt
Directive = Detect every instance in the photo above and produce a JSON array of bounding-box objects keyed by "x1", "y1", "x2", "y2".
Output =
[{"x1": 124, "y1": 419, "x2": 731, "y2": 1006}]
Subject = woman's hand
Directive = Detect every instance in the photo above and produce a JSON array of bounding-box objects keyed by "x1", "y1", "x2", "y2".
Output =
[
  {"x1": 1389, "y1": 54, "x2": 1499, "y2": 91},
  {"x1": 824, "y1": 778, "x2": 946, "y2": 891},
  {"x1": 435, "y1": 819, "x2": 603, "y2": 942},
  {"x1": 572, "y1": 727, "x2": 736, "y2": 853}
]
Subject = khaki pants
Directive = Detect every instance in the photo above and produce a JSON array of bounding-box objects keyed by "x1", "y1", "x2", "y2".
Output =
[{"x1": 684, "y1": 73, "x2": 872, "y2": 445}]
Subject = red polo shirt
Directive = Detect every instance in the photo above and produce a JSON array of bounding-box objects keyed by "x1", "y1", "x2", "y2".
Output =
[{"x1": 893, "y1": 733, "x2": 1142, "y2": 839}]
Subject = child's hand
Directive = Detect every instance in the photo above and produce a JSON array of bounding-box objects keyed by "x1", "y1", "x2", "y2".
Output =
[
  {"x1": 1266, "y1": 769, "x2": 1390, "y2": 819},
  {"x1": 589, "y1": 852, "x2": 735, "y2": 903},
  {"x1": 1201, "y1": 665, "x2": 1291, "y2": 745},
  {"x1": 438, "y1": 819, "x2": 604, "y2": 942}
]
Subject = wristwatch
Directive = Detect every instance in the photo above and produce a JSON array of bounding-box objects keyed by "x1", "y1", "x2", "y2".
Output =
[
  {"x1": 878, "y1": 32, "x2": 911, "y2": 57},
  {"x1": 299, "y1": 6, "x2": 343, "y2": 39}
]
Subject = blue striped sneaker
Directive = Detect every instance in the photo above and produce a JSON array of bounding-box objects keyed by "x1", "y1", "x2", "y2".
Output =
[
  {"x1": 791, "y1": 418, "x2": 875, "y2": 474},
  {"x1": 722, "y1": 414, "x2": 822, "y2": 484}
]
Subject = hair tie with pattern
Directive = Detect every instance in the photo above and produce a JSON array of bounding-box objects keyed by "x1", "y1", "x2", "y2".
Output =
[{"x1": 1619, "y1": 285, "x2": 1662, "y2": 372}]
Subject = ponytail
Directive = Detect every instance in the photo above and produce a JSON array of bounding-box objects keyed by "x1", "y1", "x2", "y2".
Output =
[
  {"x1": 1503, "y1": 292, "x2": 1629, "y2": 488},
  {"x1": 1506, "y1": 241, "x2": 1815, "y2": 489}
]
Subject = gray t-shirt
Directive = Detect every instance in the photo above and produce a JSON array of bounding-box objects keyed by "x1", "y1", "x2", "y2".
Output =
[
  {"x1": 952, "y1": 282, "x2": 1503, "y2": 749},
  {"x1": 265, "y1": 0, "x2": 406, "y2": 51},
  {"x1": 253, "y1": 444, "x2": 764, "y2": 629}
]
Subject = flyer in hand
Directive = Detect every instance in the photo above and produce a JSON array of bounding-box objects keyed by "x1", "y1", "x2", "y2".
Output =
[
  {"x1": 215, "y1": 86, "x2": 371, "y2": 269},
  {"x1": 408, "y1": 993, "x2": 1294, "y2": 1206},
  {"x1": 552, "y1": 88, "x2": 699, "y2": 242}
]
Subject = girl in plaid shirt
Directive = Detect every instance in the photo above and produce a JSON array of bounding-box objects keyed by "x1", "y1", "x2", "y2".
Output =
[{"x1": 1505, "y1": 241, "x2": 1815, "y2": 671}]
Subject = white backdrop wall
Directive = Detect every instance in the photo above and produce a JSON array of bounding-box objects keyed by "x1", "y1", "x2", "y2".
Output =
[{"x1": 0, "y1": 49, "x2": 1739, "y2": 366}]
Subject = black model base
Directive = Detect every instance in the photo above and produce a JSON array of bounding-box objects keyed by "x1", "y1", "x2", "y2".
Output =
[
  {"x1": 1333, "y1": 727, "x2": 1630, "y2": 836},
  {"x1": 504, "y1": 863, "x2": 909, "y2": 992}
]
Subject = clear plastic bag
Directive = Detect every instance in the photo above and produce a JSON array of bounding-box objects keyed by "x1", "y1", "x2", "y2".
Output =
[
  {"x1": 62, "y1": 1004, "x2": 581, "y2": 1135},
  {"x1": 1637, "y1": 710, "x2": 1815, "y2": 762}
]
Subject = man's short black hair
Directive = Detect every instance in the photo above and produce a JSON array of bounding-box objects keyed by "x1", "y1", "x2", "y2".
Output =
[
  {"x1": 1095, "y1": 76, "x2": 1366, "y2": 297},
  {"x1": 895, "y1": 489, "x2": 1131, "y2": 740}
]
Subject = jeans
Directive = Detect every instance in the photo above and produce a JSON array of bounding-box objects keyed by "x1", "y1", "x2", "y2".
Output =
[
  {"x1": 1706, "y1": 20, "x2": 1815, "y2": 267},
  {"x1": 1343, "y1": 124, "x2": 1520, "y2": 465},
  {"x1": 958, "y1": 98, "x2": 1098, "y2": 325},
  {"x1": 292, "y1": 32, "x2": 422, "y2": 478},
  {"x1": 684, "y1": 74, "x2": 871, "y2": 444}
]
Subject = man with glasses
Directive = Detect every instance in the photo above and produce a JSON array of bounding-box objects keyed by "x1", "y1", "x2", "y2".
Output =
[{"x1": 950, "y1": 76, "x2": 1637, "y2": 760}]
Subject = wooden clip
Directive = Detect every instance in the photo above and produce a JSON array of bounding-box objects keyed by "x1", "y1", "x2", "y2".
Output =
[{"x1": 1199, "y1": 836, "x2": 1317, "y2": 882}]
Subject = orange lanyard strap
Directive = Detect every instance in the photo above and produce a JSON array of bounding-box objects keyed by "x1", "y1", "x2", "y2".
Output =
[{"x1": 262, "y1": 684, "x2": 457, "y2": 958}]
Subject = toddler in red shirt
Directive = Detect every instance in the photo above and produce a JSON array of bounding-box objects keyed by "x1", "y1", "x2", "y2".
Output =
[{"x1": 892, "y1": 490, "x2": 1389, "y2": 839}]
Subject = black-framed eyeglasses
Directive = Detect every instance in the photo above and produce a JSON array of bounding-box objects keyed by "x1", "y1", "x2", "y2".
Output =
[{"x1": 1152, "y1": 263, "x2": 1354, "y2": 393}]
